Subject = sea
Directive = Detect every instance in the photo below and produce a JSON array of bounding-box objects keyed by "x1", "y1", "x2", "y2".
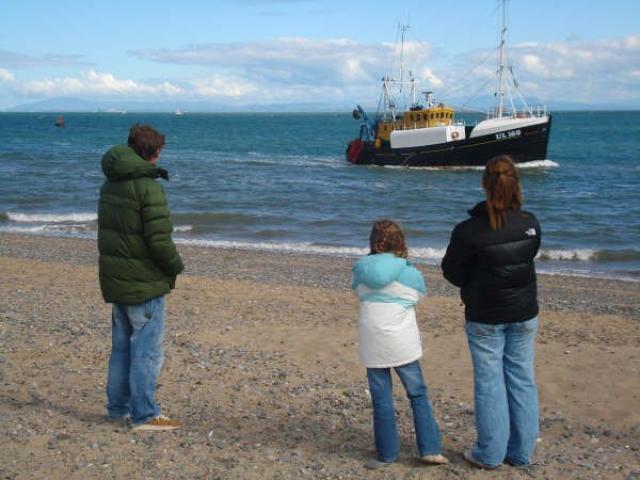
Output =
[{"x1": 0, "y1": 111, "x2": 638, "y2": 281}]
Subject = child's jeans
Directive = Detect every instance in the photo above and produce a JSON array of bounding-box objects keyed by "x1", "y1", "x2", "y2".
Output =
[{"x1": 366, "y1": 359, "x2": 442, "y2": 462}]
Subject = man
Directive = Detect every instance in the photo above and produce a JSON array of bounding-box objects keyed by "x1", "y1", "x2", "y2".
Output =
[{"x1": 98, "y1": 123, "x2": 184, "y2": 431}]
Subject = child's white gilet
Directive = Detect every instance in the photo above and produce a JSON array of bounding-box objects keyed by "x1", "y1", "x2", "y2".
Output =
[{"x1": 352, "y1": 253, "x2": 426, "y2": 368}]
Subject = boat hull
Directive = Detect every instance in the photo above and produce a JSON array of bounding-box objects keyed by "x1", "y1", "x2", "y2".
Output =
[{"x1": 347, "y1": 115, "x2": 552, "y2": 167}]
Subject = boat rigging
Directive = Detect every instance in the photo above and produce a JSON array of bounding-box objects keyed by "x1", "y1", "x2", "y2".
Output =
[{"x1": 346, "y1": 0, "x2": 552, "y2": 167}]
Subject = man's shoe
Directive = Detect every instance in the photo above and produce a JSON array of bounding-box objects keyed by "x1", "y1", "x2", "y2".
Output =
[
  {"x1": 421, "y1": 453, "x2": 450, "y2": 465},
  {"x1": 107, "y1": 414, "x2": 130, "y2": 427},
  {"x1": 463, "y1": 449, "x2": 500, "y2": 470},
  {"x1": 131, "y1": 415, "x2": 180, "y2": 432}
]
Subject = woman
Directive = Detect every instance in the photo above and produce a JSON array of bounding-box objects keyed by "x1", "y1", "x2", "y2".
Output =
[{"x1": 441, "y1": 155, "x2": 541, "y2": 469}]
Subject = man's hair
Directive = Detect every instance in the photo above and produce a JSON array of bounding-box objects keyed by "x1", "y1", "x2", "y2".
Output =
[
  {"x1": 482, "y1": 155, "x2": 523, "y2": 230},
  {"x1": 127, "y1": 123, "x2": 165, "y2": 161},
  {"x1": 369, "y1": 219, "x2": 408, "y2": 259}
]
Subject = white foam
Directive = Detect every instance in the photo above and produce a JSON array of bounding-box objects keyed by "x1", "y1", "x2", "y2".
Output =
[
  {"x1": 175, "y1": 238, "x2": 369, "y2": 257},
  {"x1": 538, "y1": 249, "x2": 596, "y2": 261},
  {"x1": 411, "y1": 247, "x2": 447, "y2": 261},
  {"x1": 0, "y1": 225, "x2": 48, "y2": 233},
  {"x1": 7, "y1": 212, "x2": 97, "y2": 223},
  {"x1": 173, "y1": 225, "x2": 193, "y2": 233},
  {"x1": 536, "y1": 266, "x2": 639, "y2": 283},
  {"x1": 174, "y1": 237, "x2": 447, "y2": 262},
  {"x1": 379, "y1": 159, "x2": 558, "y2": 171},
  {"x1": 517, "y1": 159, "x2": 559, "y2": 168},
  {"x1": 0, "y1": 224, "x2": 95, "y2": 234}
]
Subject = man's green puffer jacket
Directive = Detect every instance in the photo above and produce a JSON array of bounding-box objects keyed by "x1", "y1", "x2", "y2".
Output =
[{"x1": 98, "y1": 145, "x2": 184, "y2": 304}]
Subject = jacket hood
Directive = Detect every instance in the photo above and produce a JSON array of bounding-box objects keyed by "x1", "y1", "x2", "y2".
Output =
[
  {"x1": 101, "y1": 145, "x2": 161, "y2": 181},
  {"x1": 352, "y1": 253, "x2": 409, "y2": 289}
]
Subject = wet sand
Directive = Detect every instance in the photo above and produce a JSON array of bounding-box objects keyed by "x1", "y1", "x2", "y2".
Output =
[{"x1": 1, "y1": 234, "x2": 639, "y2": 479}]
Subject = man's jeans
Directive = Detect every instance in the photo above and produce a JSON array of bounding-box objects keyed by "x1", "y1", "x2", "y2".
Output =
[
  {"x1": 106, "y1": 296, "x2": 165, "y2": 425},
  {"x1": 366, "y1": 360, "x2": 442, "y2": 462},
  {"x1": 465, "y1": 317, "x2": 539, "y2": 467}
]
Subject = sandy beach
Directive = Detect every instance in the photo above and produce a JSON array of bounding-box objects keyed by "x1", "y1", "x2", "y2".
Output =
[{"x1": 0, "y1": 233, "x2": 638, "y2": 479}]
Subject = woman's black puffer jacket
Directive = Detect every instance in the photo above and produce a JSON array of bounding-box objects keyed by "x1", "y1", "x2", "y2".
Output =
[{"x1": 441, "y1": 201, "x2": 541, "y2": 324}]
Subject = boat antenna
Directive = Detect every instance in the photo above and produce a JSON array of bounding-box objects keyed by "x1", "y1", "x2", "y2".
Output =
[
  {"x1": 496, "y1": 0, "x2": 508, "y2": 117},
  {"x1": 398, "y1": 23, "x2": 409, "y2": 92}
]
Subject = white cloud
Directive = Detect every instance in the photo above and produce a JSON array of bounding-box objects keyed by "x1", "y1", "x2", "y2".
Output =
[
  {"x1": 507, "y1": 35, "x2": 640, "y2": 102},
  {"x1": 0, "y1": 68, "x2": 15, "y2": 83},
  {"x1": 192, "y1": 75, "x2": 259, "y2": 97},
  {"x1": 2, "y1": 34, "x2": 639, "y2": 108},
  {"x1": 19, "y1": 70, "x2": 183, "y2": 97},
  {"x1": 132, "y1": 38, "x2": 430, "y2": 87},
  {"x1": 438, "y1": 34, "x2": 640, "y2": 106},
  {"x1": 416, "y1": 67, "x2": 443, "y2": 88},
  {"x1": 0, "y1": 50, "x2": 87, "y2": 68}
]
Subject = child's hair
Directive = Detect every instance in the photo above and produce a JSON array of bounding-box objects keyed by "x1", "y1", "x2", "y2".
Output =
[
  {"x1": 369, "y1": 219, "x2": 408, "y2": 258},
  {"x1": 128, "y1": 123, "x2": 165, "y2": 161}
]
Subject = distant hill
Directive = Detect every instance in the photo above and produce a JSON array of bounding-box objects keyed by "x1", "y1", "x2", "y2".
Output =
[
  {"x1": 4, "y1": 97, "x2": 356, "y2": 113},
  {"x1": 4, "y1": 96, "x2": 639, "y2": 113}
]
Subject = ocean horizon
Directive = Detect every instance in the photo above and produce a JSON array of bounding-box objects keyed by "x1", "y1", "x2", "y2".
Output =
[{"x1": 0, "y1": 111, "x2": 638, "y2": 281}]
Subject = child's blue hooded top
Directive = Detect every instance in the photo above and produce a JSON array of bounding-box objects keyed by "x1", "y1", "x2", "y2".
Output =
[{"x1": 352, "y1": 253, "x2": 427, "y2": 368}]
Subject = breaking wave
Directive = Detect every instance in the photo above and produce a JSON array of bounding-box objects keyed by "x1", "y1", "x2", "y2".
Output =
[{"x1": 3, "y1": 212, "x2": 97, "y2": 223}]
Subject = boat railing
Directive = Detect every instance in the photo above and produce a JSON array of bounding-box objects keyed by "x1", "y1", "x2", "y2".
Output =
[
  {"x1": 485, "y1": 105, "x2": 548, "y2": 120},
  {"x1": 386, "y1": 119, "x2": 466, "y2": 132}
]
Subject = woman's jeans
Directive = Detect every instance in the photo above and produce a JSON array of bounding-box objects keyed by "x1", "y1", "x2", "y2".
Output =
[
  {"x1": 106, "y1": 296, "x2": 165, "y2": 425},
  {"x1": 366, "y1": 360, "x2": 442, "y2": 462},
  {"x1": 465, "y1": 317, "x2": 539, "y2": 467}
]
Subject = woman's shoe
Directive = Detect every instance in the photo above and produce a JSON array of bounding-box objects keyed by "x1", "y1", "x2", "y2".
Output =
[
  {"x1": 463, "y1": 449, "x2": 501, "y2": 470},
  {"x1": 364, "y1": 458, "x2": 394, "y2": 470},
  {"x1": 420, "y1": 454, "x2": 449, "y2": 465}
]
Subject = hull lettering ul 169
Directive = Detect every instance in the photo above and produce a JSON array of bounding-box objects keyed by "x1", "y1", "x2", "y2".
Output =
[{"x1": 496, "y1": 129, "x2": 522, "y2": 141}]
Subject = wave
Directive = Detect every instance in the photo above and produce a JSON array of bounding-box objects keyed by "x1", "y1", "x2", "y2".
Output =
[
  {"x1": 411, "y1": 246, "x2": 447, "y2": 261},
  {"x1": 518, "y1": 159, "x2": 559, "y2": 168},
  {"x1": 535, "y1": 266, "x2": 640, "y2": 282},
  {"x1": 1, "y1": 226, "x2": 637, "y2": 281},
  {"x1": 0, "y1": 223, "x2": 95, "y2": 234},
  {"x1": 175, "y1": 238, "x2": 370, "y2": 257},
  {"x1": 174, "y1": 238, "x2": 447, "y2": 262},
  {"x1": 538, "y1": 248, "x2": 596, "y2": 261},
  {"x1": 4, "y1": 212, "x2": 97, "y2": 223},
  {"x1": 538, "y1": 248, "x2": 640, "y2": 262},
  {"x1": 380, "y1": 159, "x2": 559, "y2": 171}
]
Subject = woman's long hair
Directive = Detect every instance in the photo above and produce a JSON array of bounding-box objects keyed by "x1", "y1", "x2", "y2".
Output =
[
  {"x1": 369, "y1": 219, "x2": 408, "y2": 259},
  {"x1": 482, "y1": 155, "x2": 523, "y2": 230}
]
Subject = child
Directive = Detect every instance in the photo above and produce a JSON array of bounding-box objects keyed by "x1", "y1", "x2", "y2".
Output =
[{"x1": 352, "y1": 220, "x2": 448, "y2": 469}]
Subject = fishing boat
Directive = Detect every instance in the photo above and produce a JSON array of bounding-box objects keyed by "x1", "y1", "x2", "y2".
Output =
[{"x1": 346, "y1": 2, "x2": 551, "y2": 167}]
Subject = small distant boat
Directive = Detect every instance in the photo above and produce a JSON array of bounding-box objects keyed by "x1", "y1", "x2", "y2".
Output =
[
  {"x1": 175, "y1": 108, "x2": 185, "y2": 116},
  {"x1": 346, "y1": 1, "x2": 551, "y2": 167},
  {"x1": 55, "y1": 115, "x2": 65, "y2": 127}
]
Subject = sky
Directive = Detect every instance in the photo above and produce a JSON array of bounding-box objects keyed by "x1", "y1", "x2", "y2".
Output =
[{"x1": 1, "y1": 0, "x2": 639, "y2": 110}]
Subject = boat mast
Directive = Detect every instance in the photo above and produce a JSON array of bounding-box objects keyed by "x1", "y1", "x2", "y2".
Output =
[
  {"x1": 496, "y1": 0, "x2": 507, "y2": 117},
  {"x1": 399, "y1": 24, "x2": 409, "y2": 91}
]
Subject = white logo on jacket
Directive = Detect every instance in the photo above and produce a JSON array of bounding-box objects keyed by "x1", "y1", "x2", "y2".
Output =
[{"x1": 525, "y1": 228, "x2": 537, "y2": 237}]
